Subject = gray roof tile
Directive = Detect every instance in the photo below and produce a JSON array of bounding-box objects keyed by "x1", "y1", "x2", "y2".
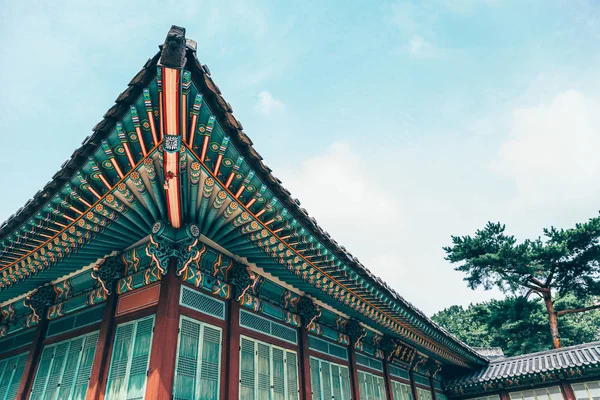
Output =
[{"x1": 447, "y1": 341, "x2": 600, "y2": 389}]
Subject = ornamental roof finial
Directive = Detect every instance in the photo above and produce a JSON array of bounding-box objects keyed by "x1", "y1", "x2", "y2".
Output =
[{"x1": 159, "y1": 25, "x2": 187, "y2": 69}]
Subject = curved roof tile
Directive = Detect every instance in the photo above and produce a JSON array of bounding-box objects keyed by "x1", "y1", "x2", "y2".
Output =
[{"x1": 446, "y1": 341, "x2": 600, "y2": 390}]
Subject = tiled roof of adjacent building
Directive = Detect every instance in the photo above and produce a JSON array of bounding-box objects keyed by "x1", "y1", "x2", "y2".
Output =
[
  {"x1": 472, "y1": 347, "x2": 505, "y2": 360},
  {"x1": 446, "y1": 341, "x2": 600, "y2": 393}
]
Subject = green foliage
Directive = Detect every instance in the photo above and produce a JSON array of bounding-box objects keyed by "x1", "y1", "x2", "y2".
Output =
[
  {"x1": 444, "y1": 216, "x2": 600, "y2": 347},
  {"x1": 443, "y1": 217, "x2": 600, "y2": 298},
  {"x1": 432, "y1": 295, "x2": 600, "y2": 357}
]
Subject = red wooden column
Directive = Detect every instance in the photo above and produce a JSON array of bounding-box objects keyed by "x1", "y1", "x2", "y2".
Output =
[
  {"x1": 383, "y1": 358, "x2": 395, "y2": 400},
  {"x1": 409, "y1": 370, "x2": 419, "y2": 400},
  {"x1": 16, "y1": 318, "x2": 48, "y2": 400},
  {"x1": 499, "y1": 389, "x2": 511, "y2": 400},
  {"x1": 85, "y1": 293, "x2": 118, "y2": 400},
  {"x1": 298, "y1": 328, "x2": 313, "y2": 400},
  {"x1": 225, "y1": 299, "x2": 241, "y2": 400},
  {"x1": 428, "y1": 374, "x2": 438, "y2": 400},
  {"x1": 348, "y1": 346, "x2": 361, "y2": 400},
  {"x1": 144, "y1": 262, "x2": 181, "y2": 400},
  {"x1": 560, "y1": 381, "x2": 576, "y2": 400}
]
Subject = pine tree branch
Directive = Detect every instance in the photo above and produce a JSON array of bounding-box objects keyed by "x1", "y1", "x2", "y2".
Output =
[
  {"x1": 556, "y1": 304, "x2": 600, "y2": 316},
  {"x1": 528, "y1": 276, "x2": 547, "y2": 288},
  {"x1": 544, "y1": 268, "x2": 556, "y2": 287},
  {"x1": 522, "y1": 282, "x2": 545, "y2": 293}
]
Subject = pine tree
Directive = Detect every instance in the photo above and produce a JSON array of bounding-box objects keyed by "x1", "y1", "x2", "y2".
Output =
[{"x1": 444, "y1": 215, "x2": 600, "y2": 348}]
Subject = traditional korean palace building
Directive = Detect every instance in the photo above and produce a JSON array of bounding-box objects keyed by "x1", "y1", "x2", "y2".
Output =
[{"x1": 0, "y1": 26, "x2": 598, "y2": 400}]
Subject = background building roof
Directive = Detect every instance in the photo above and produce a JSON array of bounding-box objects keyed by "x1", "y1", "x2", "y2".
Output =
[{"x1": 446, "y1": 341, "x2": 600, "y2": 394}]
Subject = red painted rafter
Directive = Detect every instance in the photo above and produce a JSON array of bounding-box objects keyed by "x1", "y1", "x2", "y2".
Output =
[{"x1": 160, "y1": 67, "x2": 183, "y2": 229}]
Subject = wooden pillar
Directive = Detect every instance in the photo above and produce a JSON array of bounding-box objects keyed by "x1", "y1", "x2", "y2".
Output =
[
  {"x1": 560, "y1": 381, "x2": 576, "y2": 400},
  {"x1": 298, "y1": 328, "x2": 312, "y2": 400},
  {"x1": 429, "y1": 375, "x2": 437, "y2": 400},
  {"x1": 225, "y1": 298, "x2": 241, "y2": 400},
  {"x1": 409, "y1": 370, "x2": 419, "y2": 400},
  {"x1": 16, "y1": 318, "x2": 48, "y2": 400},
  {"x1": 85, "y1": 293, "x2": 118, "y2": 400},
  {"x1": 383, "y1": 358, "x2": 395, "y2": 400},
  {"x1": 348, "y1": 346, "x2": 361, "y2": 400},
  {"x1": 499, "y1": 389, "x2": 511, "y2": 400},
  {"x1": 144, "y1": 262, "x2": 181, "y2": 400}
]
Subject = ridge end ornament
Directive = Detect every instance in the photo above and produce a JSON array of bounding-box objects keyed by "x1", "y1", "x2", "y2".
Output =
[{"x1": 158, "y1": 25, "x2": 187, "y2": 69}]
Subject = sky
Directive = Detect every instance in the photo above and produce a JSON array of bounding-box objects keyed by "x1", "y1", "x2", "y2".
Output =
[{"x1": 1, "y1": 0, "x2": 600, "y2": 315}]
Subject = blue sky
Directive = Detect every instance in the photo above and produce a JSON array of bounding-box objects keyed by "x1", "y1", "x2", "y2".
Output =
[{"x1": 1, "y1": 0, "x2": 600, "y2": 315}]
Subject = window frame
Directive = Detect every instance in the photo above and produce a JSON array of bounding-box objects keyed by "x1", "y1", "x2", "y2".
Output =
[
  {"x1": 172, "y1": 315, "x2": 223, "y2": 400},
  {"x1": 391, "y1": 379, "x2": 413, "y2": 400},
  {"x1": 239, "y1": 334, "x2": 300, "y2": 400},
  {"x1": 29, "y1": 330, "x2": 99, "y2": 400},
  {"x1": 309, "y1": 355, "x2": 352, "y2": 400},
  {"x1": 416, "y1": 387, "x2": 434, "y2": 400},
  {"x1": 104, "y1": 314, "x2": 155, "y2": 400},
  {"x1": 508, "y1": 386, "x2": 564, "y2": 400},
  {"x1": 0, "y1": 351, "x2": 28, "y2": 400},
  {"x1": 357, "y1": 369, "x2": 387, "y2": 400},
  {"x1": 572, "y1": 380, "x2": 600, "y2": 400}
]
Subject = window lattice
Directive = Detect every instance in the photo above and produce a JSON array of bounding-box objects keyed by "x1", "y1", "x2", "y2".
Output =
[
  {"x1": 239, "y1": 335, "x2": 299, "y2": 400},
  {"x1": 0, "y1": 352, "x2": 28, "y2": 400},
  {"x1": 509, "y1": 387, "x2": 563, "y2": 400},
  {"x1": 572, "y1": 380, "x2": 600, "y2": 400},
  {"x1": 180, "y1": 286, "x2": 225, "y2": 319},
  {"x1": 356, "y1": 353, "x2": 383, "y2": 371},
  {"x1": 308, "y1": 335, "x2": 348, "y2": 360},
  {"x1": 466, "y1": 396, "x2": 500, "y2": 400},
  {"x1": 358, "y1": 370, "x2": 386, "y2": 400},
  {"x1": 392, "y1": 381, "x2": 413, "y2": 400},
  {"x1": 104, "y1": 315, "x2": 155, "y2": 400},
  {"x1": 0, "y1": 330, "x2": 35, "y2": 355},
  {"x1": 46, "y1": 305, "x2": 105, "y2": 337},
  {"x1": 173, "y1": 316, "x2": 222, "y2": 400},
  {"x1": 309, "y1": 356, "x2": 352, "y2": 400},
  {"x1": 29, "y1": 331, "x2": 99, "y2": 400},
  {"x1": 414, "y1": 373, "x2": 431, "y2": 388},
  {"x1": 389, "y1": 364, "x2": 410, "y2": 380},
  {"x1": 240, "y1": 310, "x2": 297, "y2": 344},
  {"x1": 417, "y1": 388, "x2": 434, "y2": 400}
]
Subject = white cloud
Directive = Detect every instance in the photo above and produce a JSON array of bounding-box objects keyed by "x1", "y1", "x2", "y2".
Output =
[
  {"x1": 436, "y1": 0, "x2": 500, "y2": 15},
  {"x1": 276, "y1": 141, "x2": 502, "y2": 315},
  {"x1": 255, "y1": 90, "x2": 284, "y2": 116},
  {"x1": 277, "y1": 142, "x2": 402, "y2": 236},
  {"x1": 388, "y1": 0, "x2": 500, "y2": 58},
  {"x1": 388, "y1": 4, "x2": 445, "y2": 58},
  {"x1": 244, "y1": 65, "x2": 276, "y2": 87},
  {"x1": 406, "y1": 35, "x2": 438, "y2": 57},
  {"x1": 492, "y1": 90, "x2": 600, "y2": 214}
]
